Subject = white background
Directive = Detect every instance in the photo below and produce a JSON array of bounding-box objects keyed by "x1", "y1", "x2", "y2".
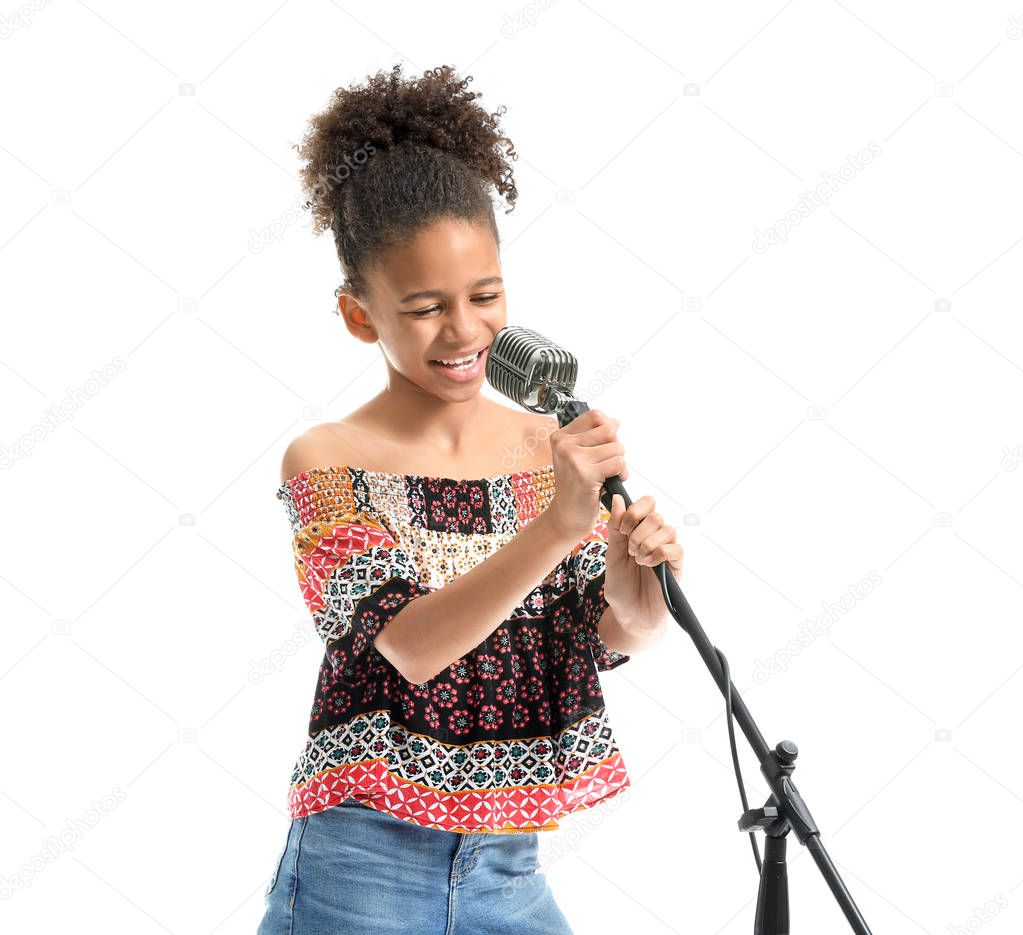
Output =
[{"x1": 2, "y1": 1, "x2": 1022, "y2": 932}]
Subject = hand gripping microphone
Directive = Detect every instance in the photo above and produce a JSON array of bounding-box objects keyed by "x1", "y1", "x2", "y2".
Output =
[
  {"x1": 484, "y1": 323, "x2": 875, "y2": 935},
  {"x1": 484, "y1": 322, "x2": 677, "y2": 617},
  {"x1": 484, "y1": 322, "x2": 634, "y2": 518}
]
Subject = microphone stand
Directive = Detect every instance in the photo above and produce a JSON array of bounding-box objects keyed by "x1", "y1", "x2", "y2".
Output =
[{"x1": 557, "y1": 398, "x2": 872, "y2": 935}]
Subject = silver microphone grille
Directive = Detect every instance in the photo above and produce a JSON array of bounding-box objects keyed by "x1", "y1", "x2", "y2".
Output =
[{"x1": 484, "y1": 325, "x2": 578, "y2": 413}]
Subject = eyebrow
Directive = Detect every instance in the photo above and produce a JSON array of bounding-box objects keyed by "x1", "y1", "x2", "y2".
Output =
[{"x1": 399, "y1": 276, "x2": 504, "y2": 304}]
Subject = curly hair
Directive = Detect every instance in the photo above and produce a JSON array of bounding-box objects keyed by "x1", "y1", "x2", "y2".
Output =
[{"x1": 291, "y1": 63, "x2": 519, "y2": 302}]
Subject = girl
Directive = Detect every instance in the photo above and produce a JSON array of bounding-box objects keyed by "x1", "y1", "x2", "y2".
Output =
[{"x1": 258, "y1": 63, "x2": 683, "y2": 935}]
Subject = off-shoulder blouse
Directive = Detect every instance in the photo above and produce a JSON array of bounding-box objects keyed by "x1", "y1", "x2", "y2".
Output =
[{"x1": 274, "y1": 463, "x2": 631, "y2": 834}]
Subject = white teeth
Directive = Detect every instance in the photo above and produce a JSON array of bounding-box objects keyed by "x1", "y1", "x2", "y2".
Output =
[{"x1": 433, "y1": 351, "x2": 479, "y2": 365}]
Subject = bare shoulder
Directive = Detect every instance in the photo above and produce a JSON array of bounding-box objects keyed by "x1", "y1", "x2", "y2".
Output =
[
  {"x1": 279, "y1": 422, "x2": 361, "y2": 484},
  {"x1": 530, "y1": 412, "x2": 559, "y2": 441},
  {"x1": 521, "y1": 410, "x2": 559, "y2": 464},
  {"x1": 532, "y1": 412, "x2": 559, "y2": 434}
]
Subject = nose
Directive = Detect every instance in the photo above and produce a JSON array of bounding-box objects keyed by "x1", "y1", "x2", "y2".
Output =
[{"x1": 441, "y1": 299, "x2": 484, "y2": 344}]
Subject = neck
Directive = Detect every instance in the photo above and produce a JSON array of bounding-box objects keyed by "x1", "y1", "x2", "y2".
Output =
[{"x1": 368, "y1": 365, "x2": 495, "y2": 455}]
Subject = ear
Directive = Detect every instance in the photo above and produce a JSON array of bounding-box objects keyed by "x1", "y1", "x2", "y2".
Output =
[{"x1": 338, "y1": 292, "x2": 379, "y2": 345}]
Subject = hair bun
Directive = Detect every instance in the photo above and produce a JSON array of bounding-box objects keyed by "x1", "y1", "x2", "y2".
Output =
[
  {"x1": 294, "y1": 63, "x2": 516, "y2": 236},
  {"x1": 293, "y1": 63, "x2": 518, "y2": 299}
]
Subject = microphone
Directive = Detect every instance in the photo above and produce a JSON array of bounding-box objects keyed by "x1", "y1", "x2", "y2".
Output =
[
  {"x1": 483, "y1": 324, "x2": 580, "y2": 415},
  {"x1": 484, "y1": 324, "x2": 636, "y2": 521}
]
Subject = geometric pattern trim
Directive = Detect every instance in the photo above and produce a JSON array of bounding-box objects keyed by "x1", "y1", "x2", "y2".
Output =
[{"x1": 286, "y1": 706, "x2": 632, "y2": 834}]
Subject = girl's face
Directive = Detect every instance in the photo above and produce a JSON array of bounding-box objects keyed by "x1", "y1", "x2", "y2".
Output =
[{"x1": 348, "y1": 218, "x2": 506, "y2": 400}]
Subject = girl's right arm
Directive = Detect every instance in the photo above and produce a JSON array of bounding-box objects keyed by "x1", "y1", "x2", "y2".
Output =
[
  {"x1": 375, "y1": 409, "x2": 627, "y2": 684},
  {"x1": 375, "y1": 510, "x2": 581, "y2": 684}
]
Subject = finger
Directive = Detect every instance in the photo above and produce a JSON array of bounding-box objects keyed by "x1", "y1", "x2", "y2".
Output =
[
  {"x1": 575, "y1": 422, "x2": 621, "y2": 448},
  {"x1": 634, "y1": 524, "x2": 675, "y2": 562},
  {"x1": 621, "y1": 496, "x2": 656, "y2": 540},
  {"x1": 640, "y1": 542, "x2": 684, "y2": 570},
  {"x1": 568, "y1": 410, "x2": 618, "y2": 437},
  {"x1": 663, "y1": 544, "x2": 685, "y2": 573},
  {"x1": 594, "y1": 451, "x2": 628, "y2": 484},
  {"x1": 609, "y1": 493, "x2": 626, "y2": 532}
]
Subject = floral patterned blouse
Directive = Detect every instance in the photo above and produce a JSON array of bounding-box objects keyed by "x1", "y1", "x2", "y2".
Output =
[{"x1": 274, "y1": 463, "x2": 631, "y2": 834}]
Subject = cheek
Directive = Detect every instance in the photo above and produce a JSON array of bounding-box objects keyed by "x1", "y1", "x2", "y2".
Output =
[
  {"x1": 385, "y1": 331, "x2": 435, "y2": 365},
  {"x1": 481, "y1": 302, "x2": 507, "y2": 329}
]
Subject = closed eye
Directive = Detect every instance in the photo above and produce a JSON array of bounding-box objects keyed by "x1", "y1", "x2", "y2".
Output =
[{"x1": 408, "y1": 294, "x2": 502, "y2": 317}]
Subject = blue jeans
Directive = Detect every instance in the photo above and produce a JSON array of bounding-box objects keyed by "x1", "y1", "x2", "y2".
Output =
[{"x1": 257, "y1": 797, "x2": 575, "y2": 934}]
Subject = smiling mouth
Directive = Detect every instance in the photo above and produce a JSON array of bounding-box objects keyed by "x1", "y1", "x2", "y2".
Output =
[{"x1": 429, "y1": 345, "x2": 489, "y2": 367}]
